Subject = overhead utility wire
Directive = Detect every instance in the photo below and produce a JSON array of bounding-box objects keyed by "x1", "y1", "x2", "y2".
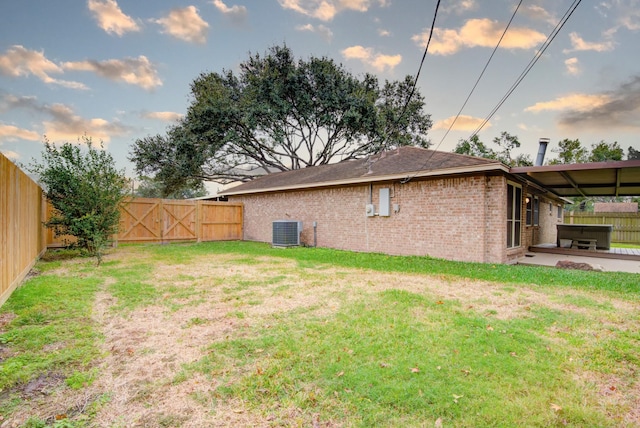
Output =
[
  {"x1": 401, "y1": 0, "x2": 522, "y2": 183},
  {"x1": 372, "y1": 0, "x2": 440, "y2": 186},
  {"x1": 434, "y1": 0, "x2": 524, "y2": 149},
  {"x1": 468, "y1": 0, "x2": 583, "y2": 139},
  {"x1": 396, "y1": 0, "x2": 442, "y2": 126},
  {"x1": 378, "y1": 0, "x2": 441, "y2": 154}
]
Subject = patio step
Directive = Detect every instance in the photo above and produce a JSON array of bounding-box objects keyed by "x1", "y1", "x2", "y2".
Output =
[{"x1": 528, "y1": 245, "x2": 640, "y2": 262}]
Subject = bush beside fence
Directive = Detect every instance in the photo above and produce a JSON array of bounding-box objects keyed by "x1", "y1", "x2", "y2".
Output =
[{"x1": 2, "y1": 152, "x2": 244, "y2": 306}]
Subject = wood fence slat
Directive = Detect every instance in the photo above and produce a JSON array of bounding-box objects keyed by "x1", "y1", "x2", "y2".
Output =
[
  {"x1": 162, "y1": 201, "x2": 197, "y2": 241},
  {"x1": 198, "y1": 202, "x2": 243, "y2": 241},
  {"x1": 48, "y1": 198, "x2": 243, "y2": 245},
  {"x1": 1, "y1": 153, "x2": 47, "y2": 306},
  {"x1": 2, "y1": 153, "x2": 243, "y2": 306},
  {"x1": 116, "y1": 198, "x2": 243, "y2": 244}
]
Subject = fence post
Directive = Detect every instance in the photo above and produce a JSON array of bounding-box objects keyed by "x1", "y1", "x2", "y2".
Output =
[{"x1": 196, "y1": 201, "x2": 202, "y2": 243}]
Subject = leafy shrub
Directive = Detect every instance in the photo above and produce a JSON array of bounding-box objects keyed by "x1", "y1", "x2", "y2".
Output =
[{"x1": 30, "y1": 136, "x2": 130, "y2": 264}]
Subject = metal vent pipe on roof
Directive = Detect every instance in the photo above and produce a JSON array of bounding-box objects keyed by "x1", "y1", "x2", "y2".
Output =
[{"x1": 535, "y1": 138, "x2": 550, "y2": 166}]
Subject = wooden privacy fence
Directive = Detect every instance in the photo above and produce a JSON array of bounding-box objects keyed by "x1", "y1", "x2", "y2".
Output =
[
  {"x1": 564, "y1": 212, "x2": 640, "y2": 244},
  {"x1": 48, "y1": 198, "x2": 243, "y2": 247},
  {"x1": 117, "y1": 198, "x2": 243, "y2": 244},
  {"x1": 1, "y1": 153, "x2": 48, "y2": 306},
  {"x1": 2, "y1": 152, "x2": 243, "y2": 305}
]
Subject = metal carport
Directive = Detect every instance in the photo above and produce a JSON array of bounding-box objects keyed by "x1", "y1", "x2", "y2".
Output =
[{"x1": 510, "y1": 159, "x2": 640, "y2": 198}]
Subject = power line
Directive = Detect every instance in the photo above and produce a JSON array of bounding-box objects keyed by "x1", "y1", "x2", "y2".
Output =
[
  {"x1": 434, "y1": 0, "x2": 524, "y2": 150},
  {"x1": 401, "y1": 0, "x2": 525, "y2": 183},
  {"x1": 383, "y1": 0, "x2": 441, "y2": 151},
  {"x1": 468, "y1": 0, "x2": 583, "y2": 140},
  {"x1": 400, "y1": 0, "x2": 441, "y2": 122}
]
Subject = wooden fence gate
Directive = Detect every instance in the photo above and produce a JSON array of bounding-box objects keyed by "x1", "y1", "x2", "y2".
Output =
[
  {"x1": 117, "y1": 198, "x2": 243, "y2": 244},
  {"x1": 48, "y1": 198, "x2": 243, "y2": 247}
]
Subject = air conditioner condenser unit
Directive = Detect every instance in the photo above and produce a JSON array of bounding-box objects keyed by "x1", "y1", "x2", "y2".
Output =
[{"x1": 272, "y1": 220, "x2": 303, "y2": 247}]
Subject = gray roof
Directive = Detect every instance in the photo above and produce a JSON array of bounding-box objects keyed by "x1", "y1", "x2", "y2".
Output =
[{"x1": 220, "y1": 146, "x2": 507, "y2": 196}]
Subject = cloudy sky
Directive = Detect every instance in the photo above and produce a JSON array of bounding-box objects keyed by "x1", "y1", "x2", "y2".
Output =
[{"x1": 1, "y1": 0, "x2": 639, "y2": 185}]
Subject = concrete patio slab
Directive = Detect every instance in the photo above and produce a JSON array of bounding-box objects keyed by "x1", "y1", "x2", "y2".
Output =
[{"x1": 517, "y1": 252, "x2": 640, "y2": 274}]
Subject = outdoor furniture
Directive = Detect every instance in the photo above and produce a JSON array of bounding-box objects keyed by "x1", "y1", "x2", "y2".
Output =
[
  {"x1": 571, "y1": 238, "x2": 597, "y2": 251},
  {"x1": 557, "y1": 224, "x2": 613, "y2": 250}
]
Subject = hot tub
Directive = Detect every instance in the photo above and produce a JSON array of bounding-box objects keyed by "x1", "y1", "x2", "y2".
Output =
[{"x1": 556, "y1": 224, "x2": 613, "y2": 250}]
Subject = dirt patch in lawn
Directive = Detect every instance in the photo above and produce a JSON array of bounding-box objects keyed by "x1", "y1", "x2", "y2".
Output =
[
  {"x1": 0, "y1": 312, "x2": 16, "y2": 332},
  {"x1": 3, "y1": 247, "x2": 639, "y2": 427}
]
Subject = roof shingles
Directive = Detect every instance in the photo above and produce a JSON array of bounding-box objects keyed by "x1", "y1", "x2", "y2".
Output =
[{"x1": 221, "y1": 147, "x2": 503, "y2": 195}]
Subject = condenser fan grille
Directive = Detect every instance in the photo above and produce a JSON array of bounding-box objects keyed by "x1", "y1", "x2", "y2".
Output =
[{"x1": 272, "y1": 220, "x2": 302, "y2": 246}]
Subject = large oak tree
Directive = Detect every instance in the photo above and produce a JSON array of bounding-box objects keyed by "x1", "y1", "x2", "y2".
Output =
[{"x1": 130, "y1": 45, "x2": 432, "y2": 194}]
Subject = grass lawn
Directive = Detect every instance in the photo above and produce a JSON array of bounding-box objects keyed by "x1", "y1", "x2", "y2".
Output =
[
  {"x1": 0, "y1": 241, "x2": 638, "y2": 427},
  {"x1": 611, "y1": 242, "x2": 640, "y2": 249}
]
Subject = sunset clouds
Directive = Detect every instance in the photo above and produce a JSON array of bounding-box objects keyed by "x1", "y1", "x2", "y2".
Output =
[
  {"x1": 341, "y1": 45, "x2": 401, "y2": 72},
  {"x1": 1, "y1": 94, "x2": 130, "y2": 144},
  {"x1": 141, "y1": 111, "x2": 184, "y2": 122},
  {"x1": 0, "y1": 124, "x2": 40, "y2": 143},
  {"x1": 154, "y1": 6, "x2": 209, "y2": 44},
  {"x1": 212, "y1": 0, "x2": 248, "y2": 24},
  {"x1": 414, "y1": 18, "x2": 547, "y2": 55},
  {"x1": 2, "y1": 1, "x2": 639, "y2": 166},
  {"x1": 525, "y1": 94, "x2": 611, "y2": 114},
  {"x1": 526, "y1": 76, "x2": 640, "y2": 131},
  {"x1": 88, "y1": 0, "x2": 140, "y2": 36},
  {"x1": 296, "y1": 24, "x2": 333, "y2": 41},
  {"x1": 63, "y1": 56, "x2": 162, "y2": 90},
  {"x1": 433, "y1": 115, "x2": 489, "y2": 132},
  {"x1": 278, "y1": 0, "x2": 388, "y2": 21},
  {"x1": 0, "y1": 45, "x2": 161, "y2": 91},
  {"x1": 0, "y1": 46, "x2": 86, "y2": 89},
  {"x1": 564, "y1": 32, "x2": 614, "y2": 53},
  {"x1": 42, "y1": 104, "x2": 129, "y2": 142}
]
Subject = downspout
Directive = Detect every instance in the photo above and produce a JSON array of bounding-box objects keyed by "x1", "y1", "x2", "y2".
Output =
[
  {"x1": 365, "y1": 185, "x2": 371, "y2": 251},
  {"x1": 313, "y1": 221, "x2": 317, "y2": 247},
  {"x1": 484, "y1": 175, "x2": 489, "y2": 263}
]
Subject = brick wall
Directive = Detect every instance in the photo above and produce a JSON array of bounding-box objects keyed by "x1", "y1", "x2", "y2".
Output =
[
  {"x1": 229, "y1": 173, "x2": 512, "y2": 264},
  {"x1": 537, "y1": 198, "x2": 563, "y2": 244},
  {"x1": 521, "y1": 185, "x2": 562, "y2": 255}
]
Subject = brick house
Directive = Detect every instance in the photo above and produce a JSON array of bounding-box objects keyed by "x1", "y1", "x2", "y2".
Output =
[{"x1": 220, "y1": 147, "x2": 565, "y2": 264}]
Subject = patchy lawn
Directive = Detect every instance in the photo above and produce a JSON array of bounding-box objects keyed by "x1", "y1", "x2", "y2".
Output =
[{"x1": 1, "y1": 242, "x2": 638, "y2": 427}]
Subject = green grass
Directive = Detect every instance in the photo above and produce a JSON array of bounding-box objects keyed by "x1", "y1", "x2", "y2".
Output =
[
  {"x1": 97, "y1": 260, "x2": 161, "y2": 311},
  {"x1": 1, "y1": 242, "x2": 639, "y2": 426},
  {"x1": 146, "y1": 241, "x2": 640, "y2": 296},
  {"x1": 0, "y1": 265, "x2": 101, "y2": 415},
  {"x1": 179, "y1": 287, "x2": 623, "y2": 426},
  {"x1": 611, "y1": 242, "x2": 640, "y2": 249}
]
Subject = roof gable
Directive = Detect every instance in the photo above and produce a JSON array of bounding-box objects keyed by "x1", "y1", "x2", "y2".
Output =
[{"x1": 221, "y1": 147, "x2": 506, "y2": 196}]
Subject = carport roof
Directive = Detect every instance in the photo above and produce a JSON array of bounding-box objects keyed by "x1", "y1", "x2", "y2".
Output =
[{"x1": 511, "y1": 159, "x2": 640, "y2": 197}]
